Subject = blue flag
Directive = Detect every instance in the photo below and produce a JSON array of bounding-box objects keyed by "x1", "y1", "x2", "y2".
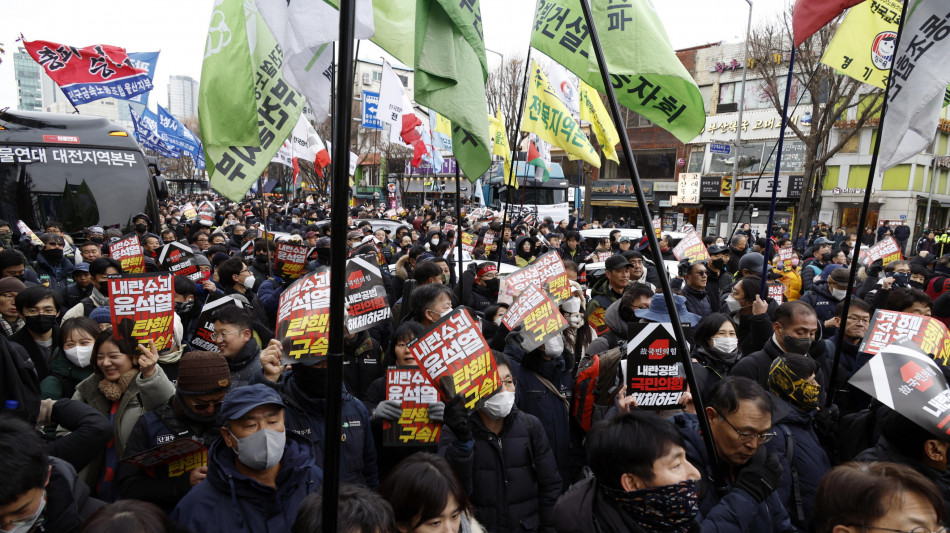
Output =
[
  {"x1": 157, "y1": 105, "x2": 202, "y2": 155},
  {"x1": 127, "y1": 52, "x2": 159, "y2": 106},
  {"x1": 130, "y1": 106, "x2": 177, "y2": 158}
]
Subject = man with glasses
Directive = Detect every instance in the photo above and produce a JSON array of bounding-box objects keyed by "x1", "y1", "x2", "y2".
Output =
[
  {"x1": 682, "y1": 259, "x2": 716, "y2": 320},
  {"x1": 117, "y1": 351, "x2": 232, "y2": 512},
  {"x1": 824, "y1": 299, "x2": 874, "y2": 415},
  {"x1": 673, "y1": 376, "x2": 794, "y2": 532},
  {"x1": 211, "y1": 306, "x2": 261, "y2": 388}
]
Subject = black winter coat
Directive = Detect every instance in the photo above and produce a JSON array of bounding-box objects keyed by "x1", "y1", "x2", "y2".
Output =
[{"x1": 797, "y1": 281, "x2": 839, "y2": 339}]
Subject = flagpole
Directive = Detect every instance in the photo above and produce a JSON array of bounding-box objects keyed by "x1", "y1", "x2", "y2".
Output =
[
  {"x1": 576, "y1": 0, "x2": 722, "y2": 484},
  {"x1": 827, "y1": 0, "x2": 909, "y2": 407},
  {"x1": 759, "y1": 47, "x2": 797, "y2": 297},
  {"x1": 323, "y1": 1, "x2": 357, "y2": 530},
  {"x1": 456, "y1": 165, "x2": 465, "y2": 292},
  {"x1": 497, "y1": 50, "x2": 534, "y2": 271}
]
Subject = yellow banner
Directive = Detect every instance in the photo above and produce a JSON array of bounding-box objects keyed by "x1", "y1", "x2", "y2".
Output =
[
  {"x1": 488, "y1": 109, "x2": 516, "y2": 188},
  {"x1": 523, "y1": 60, "x2": 601, "y2": 167},
  {"x1": 819, "y1": 0, "x2": 901, "y2": 89},
  {"x1": 579, "y1": 79, "x2": 620, "y2": 164}
]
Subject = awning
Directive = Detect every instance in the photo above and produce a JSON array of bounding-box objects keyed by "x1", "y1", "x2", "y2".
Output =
[{"x1": 591, "y1": 200, "x2": 639, "y2": 207}]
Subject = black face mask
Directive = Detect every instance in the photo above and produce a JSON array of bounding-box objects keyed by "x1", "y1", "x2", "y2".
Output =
[
  {"x1": 478, "y1": 277, "x2": 500, "y2": 296},
  {"x1": 711, "y1": 258, "x2": 725, "y2": 270},
  {"x1": 254, "y1": 254, "x2": 269, "y2": 266},
  {"x1": 910, "y1": 280, "x2": 926, "y2": 291},
  {"x1": 135, "y1": 223, "x2": 148, "y2": 234},
  {"x1": 25, "y1": 315, "x2": 56, "y2": 335},
  {"x1": 175, "y1": 300, "x2": 195, "y2": 314},
  {"x1": 90, "y1": 237, "x2": 104, "y2": 244},
  {"x1": 41, "y1": 248, "x2": 64, "y2": 263},
  {"x1": 98, "y1": 282, "x2": 109, "y2": 297},
  {"x1": 292, "y1": 364, "x2": 327, "y2": 398}
]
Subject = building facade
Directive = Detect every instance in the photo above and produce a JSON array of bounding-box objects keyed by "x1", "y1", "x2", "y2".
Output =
[
  {"x1": 168, "y1": 75, "x2": 199, "y2": 119},
  {"x1": 13, "y1": 48, "x2": 43, "y2": 111}
]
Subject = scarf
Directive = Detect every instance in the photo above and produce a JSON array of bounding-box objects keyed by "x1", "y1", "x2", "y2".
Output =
[
  {"x1": 769, "y1": 357, "x2": 820, "y2": 411},
  {"x1": 600, "y1": 480, "x2": 700, "y2": 533},
  {"x1": 97, "y1": 369, "x2": 139, "y2": 402},
  {"x1": 158, "y1": 346, "x2": 184, "y2": 365}
]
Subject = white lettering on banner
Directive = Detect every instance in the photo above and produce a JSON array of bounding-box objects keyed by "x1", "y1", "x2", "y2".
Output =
[{"x1": 690, "y1": 107, "x2": 811, "y2": 143}]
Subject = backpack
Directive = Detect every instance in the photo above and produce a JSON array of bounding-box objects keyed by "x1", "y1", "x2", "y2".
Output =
[{"x1": 572, "y1": 346, "x2": 623, "y2": 432}]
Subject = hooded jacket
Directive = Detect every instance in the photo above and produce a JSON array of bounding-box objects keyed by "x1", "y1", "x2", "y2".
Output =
[
  {"x1": 797, "y1": 281, "x2": 839, "y2": 339},
  {"x1": 682, "y1": 284, "x2": 714, "y2": 319},
  {"x1": 171, "y1": 432, "x2": 323, "y2": 533},
  {"x1": 586, "y1": 298, "x2": 628, "y2": 357},
  {"x1": 553, "y1": 477, "x2": 701, "y2": 533},
  {"x1": 227, "y1": 340, "x2": 263, "y2": 389},
  {"x1": 586, "y1": 276, "x2": 623, "y2": 336}
]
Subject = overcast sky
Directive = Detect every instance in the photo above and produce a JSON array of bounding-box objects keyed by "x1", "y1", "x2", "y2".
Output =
[{"x1": 0, "y1": 0, "x2": 791, "y2": 113}]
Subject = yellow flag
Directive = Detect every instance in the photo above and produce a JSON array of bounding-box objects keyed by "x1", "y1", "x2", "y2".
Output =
[
  {"x1": 579, "y1": 80, "x2": 620, "y2": 164},
  {"x1": 819, "y1": 0, "x2": 900, "y2": 89},
  {"x1": 488, "y1": 109, "x2": 517, "y2": 189},
  {"x1": 523, "y1": 60, "x2": 601, "y2": 168}
]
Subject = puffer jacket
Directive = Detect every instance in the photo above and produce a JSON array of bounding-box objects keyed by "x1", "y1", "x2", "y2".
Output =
[
  {"x1": 765, "y1": 396, "x2": 832, "y2": 532},
  {"x1": 797, "y1": 281, "x2": 839, "y2": 339},
  {"x1": 440, "y1": 407, "x2": 562, "y2": 533},
  {"x1": 170, "y1": 432, "x2": 322, "y2": 533},
  {"x1": 682, "y1": 284, "x2": 714, "y2": 319},
  {"x1": 586, "y1": 278, "x2": 623, "y2": 337}
]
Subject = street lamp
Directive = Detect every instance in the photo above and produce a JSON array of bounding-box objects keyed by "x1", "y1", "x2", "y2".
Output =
[{"x1": 724, "y1": 0, "x2": 753, "y2": 237}]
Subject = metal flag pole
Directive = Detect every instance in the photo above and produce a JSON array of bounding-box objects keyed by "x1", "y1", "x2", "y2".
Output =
[
  {"x1": 759, "y1": 47, "x2": 797, "y2": 297},
  {"x1": 456, "y1": 165, "x2": 465, "y2": 290},
  {"x1": 323, "y1": 0, "x2": 357, "y2": 529},
  {"x1": 497, "y1": 50, "x2": 534, "y2": 271},
  {"x1": 827, "y1": 0, "x2": 909, "y2": 407},
  {"x1": 576, "y1": 0, "x2": 722, "y2": 484},
  {"x1": 725, "y1": 0, "x2": 753, "y2": 237}
]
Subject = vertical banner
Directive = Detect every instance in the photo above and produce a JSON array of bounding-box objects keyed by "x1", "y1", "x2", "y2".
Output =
[
  {"x1": 274, "y1": 242, "x2": 308, "y2": 279},
  {"x1": 859, "y1": 309, "x2": 950, "y2": 365},
  {"x1": 190, "y1": 296, "x2": 243, "y2": 352},
  {"x1": 625, "y1": 323, "x2": 687, "y2": 409},
  {"x1": 158, "y1": 241, "x2": 203, "y2": 282},
  {"x1": 461, "y1": 232, "x2": 477, "y2": 255},
  {"x1": 109, "y1": 273, "x2": 175, "y2": 351},
  {"x1": 344, "y1": 254, "x2": 392, "y2": 333},
  {"x1": 383, "y1": 367, "x2": 441, "y2": 446},
  {"x1": 502, "y1": 284, "x2": 568, "y2": 351},
  {"x1": 111, "y1": 235, "x2": 146, "y2": 273},
  {"x1": 672, "y1": 229, "x2": 711, "y2": 263},
  {"x1": 276, "y1": 269, "x2": 331, "y2": 364},
  {"x1": 653, "y1": 217, "x2": 662, "y2": 239},
  {"x1": 408, "y1": 308, "x2": 499, "y2": 411}
]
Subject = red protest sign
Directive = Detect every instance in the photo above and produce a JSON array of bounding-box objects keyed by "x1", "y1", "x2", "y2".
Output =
[
  {"x1": 158, "y1": 242, "x2": 203, "y2": 282},
  {"x1": 461, "y1": 232, "x2": 477, "y2": 255},
  {"x1": 111, "y1": 235, "x2": 145, "y2": 273},
  {"x1": 859, "y1": 237, "x2": 903, "y2": 266},
  {"x1": 502, "y1": 284, "x2": 568, "y2": 351},
  {"x1": 109, "y1": 273, "x2": 175, "y2": 351},
  {"x1": 498, "y1": 251, "x2": 570, "y2": 304},
  {"x1": 408, "y1": 308, "x2": 499, "y2": 411},
  {"x1": 274, "y1": 242, "x2": 308, "y2": 280},
  {"x1": 121, "y1": 438, "x2": 207, "y2": 478},
  {"x1": 625, "y1": 323, "x2": 687, "y2": 409},
  {"x1": 588, "y1": 306, "x2": 608, "y2": 336},
  {"x1": 672, "y1": 229, "x2": 710, "y2": 263},
  {"x1": 345, "y1": 254, "x2": 392, "y2": 334},
  {"x1": 768, "y1": 282, "x2": 785, "y2": 304},
  {"x1": 859, "y1": 309, "x2": 950, "y2": 364},
  {"x1": 276, "y1": 269, "x2": 331, "y2": 365},
  {"x1": 383, "y1": 367, "x2": 441, "y2": 446}
]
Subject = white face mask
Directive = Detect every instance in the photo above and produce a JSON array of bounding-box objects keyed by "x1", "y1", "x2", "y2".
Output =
[
  {"x1": 711, "y1": 337, "x2": 739, "y2": 353},
  {"x1": 64, "y1": 345, "x2": 94, "y2": 368},
  {"x1": 544, "y1": 335, "x2": 564, "y2": 355},
  {"x1": 566, "y1": 312, "x2": 584, "y2": 329},
  {"x1": 724, "y1": 295, "x2": 742, "y2": 313},
  {"x1": 244, "y1": 274, "x2": 256, "y2": 290},
  {"x1": 2, "y1": 493, "x2": 46, "y2": 533},
  {"x1": 481, "y1": 390, "x2": 515, "y2": 419},
  {"x1": 431, "y1": 238, "x2": 440, "y2": 246},
  {"x1": 494, "y1": 317, "x2": 503, "y2": 326},
  {"x1": 831, "y1": 288, "x2": 847, "y2": 301}
]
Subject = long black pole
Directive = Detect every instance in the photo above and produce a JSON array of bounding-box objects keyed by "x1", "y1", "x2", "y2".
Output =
[
  {"x1": 456, "y1": 166, "x2": 465, "y2": 288},
  {"x1": 497, "y1": 51, "x2": 533, "y2": 271},
  {"x1": 577, "y1": 0, "x2": 722, "y2": 484},
  {"x1": 827, "y1": 1, "x2": 908, "y2": 407},
  {"x1": 323, "y1": 0, "x2": 356, "y2": 529},
  {"x1": 760, "y1": 47, "x2": 797, "y2": 297}
]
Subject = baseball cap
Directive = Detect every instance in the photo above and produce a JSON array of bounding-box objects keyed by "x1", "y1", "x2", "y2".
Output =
[
  {"x1": 738, "y1": 252, "x2": 765, "y2": 273},
  {"x1": 619, "y1": 236, "x2": 631, "y2": 243},
  {"x1": 305, "y1": 231, "x2": 318, "y2": 239},
  {"x1": 73, "y1": 262, "x2": 90, "y2": 273},
  {"x1": 707, "y1": 244, "x2": 727, "y2": 255},
  {"x1": 605, "y1": 255, "x2": 631, "y2": 271},
  {"x1": 813, "y1": 237, "x2": 833, "y2": 246},
  {"x1": 220, "y1": 383, "x2": 284, "y2": 421}
]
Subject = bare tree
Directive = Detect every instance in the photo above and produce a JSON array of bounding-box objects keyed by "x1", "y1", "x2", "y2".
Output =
[
  {"x1": 749, "y1": 8, "x2": 883, "y2": 236},
  {"x1": 486, "y1": 55, "x2": 528, "y2": 148}
]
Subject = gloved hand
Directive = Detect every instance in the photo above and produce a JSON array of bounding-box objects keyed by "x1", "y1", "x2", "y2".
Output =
[
  {"x1": 868, "y1": 259, "x2": 884, "y2": 277},
  {"x1": 372, "y1": 400, "x2": 403, "y2": 422},
  {"x1": 443, "y1": 395, "x2": 474, "y2": 442},
  {"x1": 813, "y1": 403, "x2": 840, "y2": 456},
  {"x1": 427, "y1": 401, "x2": 446, "y2": 423},
  {"x1": 734, "y1": 447, "x2": 783, "y2": 503},
  {"x1": 38, "y1": 398, "x2": 56, "y2": 427}
]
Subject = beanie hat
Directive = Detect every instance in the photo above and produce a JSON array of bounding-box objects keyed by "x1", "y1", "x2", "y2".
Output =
[
  {"x1": 176, "y1": 351, "x2": 232, "y2": 395},
  {"x1": 194, "y1": 254, "x2": 211, "y2": 268},
  {"x1": 0, "y1": 277, "x2": 26, "y2": 295},
  {"x1": 89, "y1": 305, "x2": 111, "y2": 325}
]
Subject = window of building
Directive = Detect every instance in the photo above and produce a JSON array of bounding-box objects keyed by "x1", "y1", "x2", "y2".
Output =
[
  {"x1": 840, "y1": 133, "x2": 860, "y2": 154},
  {"x1": 687, "y1": 148, "x2": 705, "y2": 173},
  {"x1": 372, "y1": 70, "x2": 382, "y2": 82},
  {"x1": 633, "y1": 150, "x2": 675, "y2": 179}
]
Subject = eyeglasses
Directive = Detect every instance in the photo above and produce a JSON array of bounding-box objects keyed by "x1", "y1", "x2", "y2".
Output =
[
  {"x1": 716, "y1": 410, "x2": 776, "y2": 443},
  {"x1": 500, "y1": 377, "x2": 516, "y2": 389},
  {"x1": 191, "y1": 399, "x2": 225, "y2": 411},
  {"x1": 692, "y1": 270, "x2": 708, "y2": 276},
  {"x1": 846, "y1": 316, "x2": 871, "y2": 324},
  {"x1": 210, "y1": 330, "x2": 242, "y2": 342},
  {"x1": 849, "y1": 526, "x2": 949, "y2": 533}
]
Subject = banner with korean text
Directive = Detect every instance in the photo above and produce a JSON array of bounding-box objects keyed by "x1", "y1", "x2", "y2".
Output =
[
  {"x1": 383, "y1": 367, "x2": 441, "y2": 446},
  {"x1": 274, "y1": 243, "x2": 308, "y2": 280},
  {"x1": 859, "y1": 309, "x2": 950, "y2": 365},
  {"x1": 111, "y1": 235, "x2": 145, "y2": 274},
  {"x1": 502, "y1": 284, "x2": 568, "y2": 351},
  {"x1": 158, "y1": 242, "x2": 203, "y2": 283},
  {"x1": 345, "y1": 254, "x2": 392, "y2": 334},
  {"x1": 276, "y1": 269, "x2": 331, "y2": 365},
  {"x1": 672, "y1": 229, "x2": 710, "y2": 263},
  {"x1": 625, "y1": 323, "x2": 687, "y2": 409}
]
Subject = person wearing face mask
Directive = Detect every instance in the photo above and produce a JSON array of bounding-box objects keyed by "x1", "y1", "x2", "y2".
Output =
[
  {"x1": 116, "y1": 351, "x2": 232, "y2": 512},
  {"x1": 731, "y1": 300, "x2": 830, "y2": 395},
  {"x1": 33, "y1": 233, "x2": 74, "y2": 299},
  {"x1": 39, "y1": 317, "x2": 99, "y2": 401},
  {"x1": 216, "y1": 258, "x2": 270, "y2": 331},
  {"x1": 690, "y1": 313, "x2": 742, "y2": 398},
  {"x1": 170, "y1": 384, "x2": 323, "y2": 533},
  {"x1": 411, "y1": 284, "x2": 457, "y2": 328},
  {"x1": 799, "y1": 267, "x2": 850, "y2": 340},
  {"x1": 455, "y1": 263, "x2": 499, "y2": 317},
  {"x1": 560, "y1": 291, "x2": 594, "y2": 364},
  {"x1": 722, "y1": 276, "x2": 776, "y2": 356},
  {"x1": 910, "y1": 265, "x2": 930, "y2": 292},
  {"x1": 764, "y1": 355, "x2": 831, "y2": 531},
  {"x1": 248, "y1": 238, "x2": 274, "y2": 292},
  {"x1": 63, "y1": 262, "x2": 94, "y2": 311},
  {"x1": 258, "y1": 339, "x2": 379, "y2": 487},
  {"x1": 0, "y1": 416, "x2": 105, "y2": 533},
  {"x1": 439, "y1": 352, "x2": 562, "y2": 532},
  {"x1": 706, "y1": 244, "x2": 734, "y2": 300},
  {"x1": 62, "y1": 257, "x2": 122, "y2": 321},
  {"x1": 340, "y1": 308, "x2": 386, "y2": 401},
  {"x1": 11, "y1": 286, "x2": 63, "y2": 382},
  {"x1": 132, "y1": 213, "x2": 151, "y2": 243},
  {"x1": 515, "y1": 236, "x2": 538, "y2": 268},
  {"x1": 554, "y1": 410, "x2": 703, "y2": 533},
  {"x1": 772, "y1": 251, "x2": 803, "y2": 302}
]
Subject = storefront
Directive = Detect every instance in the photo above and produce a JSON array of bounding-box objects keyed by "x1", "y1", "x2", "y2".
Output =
[
  {"x1": 699, "y1": 174, "x2": 800, "y2": 237},
  {"x1": 589, "y1": 179, "x2": 654, "y2": 226}
]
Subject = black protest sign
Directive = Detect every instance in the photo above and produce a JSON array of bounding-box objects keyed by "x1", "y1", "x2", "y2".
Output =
[
  {"x1": 625, "y1": 323, "x2": 687, "y2": 409},
  {"x1": 190, "y1": 296, "x2": 244, "y2": 353},
  {"x1": 344, "y1": 254, "x2": 392, "y2": 334},
  {"x1": 383, "y1": 367, "x2": 441, "y2": 446},
  {"x1": 158, "y1": 241, "x2": 203, "y2": 282},
  {"x1": 276, "y1": 268, "x2": 331, "y2": 365}
]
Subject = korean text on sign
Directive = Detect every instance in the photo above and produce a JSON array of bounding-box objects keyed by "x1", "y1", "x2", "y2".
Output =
[
  {"x1": 109, "y1": 273, "x2": 175, "y2": 351},
  {"x1": 384, "y1": 367, "x2": 441, "y2": 446},
  {"x1": 277, "y1": 269, "x2": 331, "y2": 364},
  {"x1": 503, "y1": 284, "x2": 567, "y2": 351},
  {"x1": 408, "y1": 308, "x2": 499, "y2": 411},
  {"x1": 859, "y1": 309, "x2": 950, "y2": 364},
  {"x1": 274, "y1": 242, "x2": 308, "y2": 279},
  {"x1": 111, "y1": 235, "x2": 146, "y2": 274}
]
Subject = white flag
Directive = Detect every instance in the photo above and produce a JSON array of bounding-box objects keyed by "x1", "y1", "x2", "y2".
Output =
[
  {"x1": 378, "y1": 59, "x2": 409, "y2": 126},
  {"x1": 325, "y1": 141, "x2": 360, "y2": 176},
  {"x1": 548, "y1": 62, "x2": 580, "y2": 117},
  {"x1": 271, "y1": 140, "x2": 293, "y2": 168},
  {"x1": 254, "y1": 0, "x2": 375, "y2": 123},
  {"x1": 289, "y1": 115, "x2": 317, "y2": 163},
  {"x1": 879, "y1": 2, "x2": 950, "y2": 170}
]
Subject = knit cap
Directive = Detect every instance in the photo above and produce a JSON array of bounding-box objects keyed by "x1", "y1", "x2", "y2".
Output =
[{"x1": 176, "y1": 351, "x2": 232, "y2": 395}]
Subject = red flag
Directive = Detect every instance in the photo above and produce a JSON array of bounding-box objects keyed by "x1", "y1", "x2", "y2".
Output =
[
  {"x1": 400, "y1": 113, "x2": 429, "y2": 167},
  {"x1": 22, "y1": 39, "x2": 152, "y2": 106},
  {"x1": 792, "y1": 0, "x2": 864, "y2": 47},
  {"x1": 526, "y1": 141, "x2": 550, "y2": 181},
  {"x1": 292, "y1": 156, "x2": 300, "y2": 185}
]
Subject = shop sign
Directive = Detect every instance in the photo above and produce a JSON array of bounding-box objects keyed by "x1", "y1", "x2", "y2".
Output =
[{"x1": 691, "y1": 108, "x2": 810, "y2": 143}]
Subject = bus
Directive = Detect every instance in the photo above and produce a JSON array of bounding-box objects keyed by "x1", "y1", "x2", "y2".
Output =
[
  {"x1": 0, "y1": 110, "x2": 167, "y2": 239},
  {"x1": 486, "y1": 160, "x2": 571, "y2": 223}
]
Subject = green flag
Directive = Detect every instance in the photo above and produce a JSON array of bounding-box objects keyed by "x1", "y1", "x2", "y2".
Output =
[
  {"x1": 199, "y1": 0, "x2": 259, "y2": 147},
  {"x1": 207, "y1": 2, "x2": 304, "y2": 203},
  {"x1": 353, "y1": 165, "x2": 364, "y2": 188},
  {"x1": 531, "y1": 0, "x2": 706, "y2": 143},
  {"x1": 371, "y1": 0, "x2": 415, "y2": 66},
  {"x1": 414, "y1": 0, "x2": 492, "y2": 183}
]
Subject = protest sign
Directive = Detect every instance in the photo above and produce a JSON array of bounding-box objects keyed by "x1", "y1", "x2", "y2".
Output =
[
  {"x1": 109, "y1": 273, "x2": 175, "y2": 351},
  {"x1": 672, "y1": 229, "x2": 710, "y2": 263},
  {"x1": 240, "y1": 240, "x2": 254, "y2": 261},
  {"x1": 497, "y1": 251, "x2": 570, "y2": 305},
  {"x1": 768, "y1": 282, "x2": 785, "y2": 304},
  {"x1": 345, "y1": 254, "x2": 392, "y2": 334},
  {"x1": 588, "y1": 306, "x2": 608, "y2": 336},
  {"x1": 461, "y1": 232, "x2": 477, "y2": 255},
  {"x1": 849, "y1": 344, "x2": 950, "y2": 437},
  {"x1": 276, "y1": 269, "x2": 331, "y2": 365},
  {"x1": 778, "y1": 247, "x2": 794, "y2": 263},
  {"x1": 274, "y1": 242, "x2": 308, "y2": 279},
  {"x1": 859, "y1": 309, "x2": 950, "y2": 365},
  {"x1": 197, "y1": 201, "x2": 215, "y2": 226},
  {"x1": 624, "y1": 323, "x2": 687, "y2": 409},
  {"x1": 502, "y1": 284, "x2": 568, "y2": 351},
  {"x1": 859, "y1": 237, "x2": 903, "y2": 266},
  {"x1": 408, "y1": 308, "x2": 499, "y2": 411},
  {"x1": 383, "y1": 367, "x2": 441, "y2": 446},
  {"x1": 110, "y1": 235, "x2": 146, "y2": 273},
  {"x1": 653, "y1": 217, "x2": 662, "y2": 239},
  {"x1": 121, "y1": 438, "x2": 208, "y2": 477},
  {"x1": 181, "y1": 203, "x2": 198, "y2": 221},
  {"x1": 190, "y1": 295, "x2": 243, "y2": 352},
  {"x1": 158, "y1": 242, "x2": 203, "y2": 282},
  {"x1": 483, "y1": 231, "x2": 495, "y2": 252},
  {"x1": 16, "y1": 221, "x2": 43, "y2": 247}
]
